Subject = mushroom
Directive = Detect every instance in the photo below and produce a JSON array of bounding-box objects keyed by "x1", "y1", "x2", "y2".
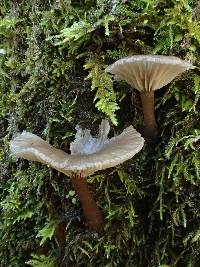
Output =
[
  {"x1": 0, "y1": 49, "x2": 6, "y2": 55},
  {"x1": 10, "y1": 120, "x2": 144, "y2": 233},
  {"x1": 106, "y1": 55, "x2": 193, "y2": 141}
]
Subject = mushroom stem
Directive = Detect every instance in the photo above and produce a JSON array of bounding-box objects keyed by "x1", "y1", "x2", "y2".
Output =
[
  {"x1": 70, "y1": 174, "x2": 103, "y2": 233},
  {"x1": 140, "y1": 91, "x2": 158, "y2": 140}
]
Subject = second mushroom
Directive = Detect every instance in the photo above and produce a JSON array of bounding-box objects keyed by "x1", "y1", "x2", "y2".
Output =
[
  {"x1": 106, "y1": 55, "x2": 192, "y2": 141},
  {"x1": 10, "y1": 120, "x2": 144, "y2": 233}
]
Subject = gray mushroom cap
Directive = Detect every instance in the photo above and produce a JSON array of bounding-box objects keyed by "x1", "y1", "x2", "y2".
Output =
[
  {"x1": 10, "y1": 120, "x2": 144, "y2": 177},
  {"x1": 106, "y1": 55, "x2": 193, "y2": 92}
]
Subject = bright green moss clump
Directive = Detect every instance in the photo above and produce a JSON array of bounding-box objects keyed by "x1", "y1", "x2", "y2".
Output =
[{"x1": 0, "y1": 1, "x2": 199, "y2": 266}]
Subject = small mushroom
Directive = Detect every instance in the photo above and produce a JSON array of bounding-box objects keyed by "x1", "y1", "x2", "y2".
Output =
[
  {"x1": 106, "y1": 55, "x2": 193, "y2": 141},
  {"x1": 10, "y1": 120, "x2": 144, "y2": 233},
  {"x1": 0, "y1": 49, "x2": 6, "y2": 55}
]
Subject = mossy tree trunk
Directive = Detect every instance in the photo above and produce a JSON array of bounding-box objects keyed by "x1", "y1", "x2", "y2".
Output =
[{"x1": 0, "y1": 1, "x2": 200, "y2": 266}]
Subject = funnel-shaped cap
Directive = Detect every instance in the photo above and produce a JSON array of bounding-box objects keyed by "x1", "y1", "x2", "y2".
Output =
[
  {"x1": 10, "y1": 120, "x2": 144, "y2": 177},
  {"x1": 106, "y1": 55, "x2": 192, "y2": 92}
]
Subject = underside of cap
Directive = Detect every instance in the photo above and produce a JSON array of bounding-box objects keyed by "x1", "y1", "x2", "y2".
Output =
[
  {"x1": 10, "y1": 122, "x2": 144, "y2": 177},
  {"x1": 106, "y1": 55, "x2": 193, "y2": 92},
  {"x1": 67, "y1": 125, "x2": 144, "y2": 176}
]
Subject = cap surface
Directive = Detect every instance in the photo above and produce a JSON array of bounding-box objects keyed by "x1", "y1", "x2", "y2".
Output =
[
  {"x1": 106, "y1": 55, "x2": 193, "y2": 92},
  {"x1": 10, "y1": 120, "x2": 144, "y2": 177}
]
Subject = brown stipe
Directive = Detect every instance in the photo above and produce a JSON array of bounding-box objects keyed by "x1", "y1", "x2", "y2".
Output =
[
  {"x1": 140, "y1": 91, "x2": 158, "y2": 140},
  {"x1": 71, "y1": 173, "x2": 103, "y2": 233}
]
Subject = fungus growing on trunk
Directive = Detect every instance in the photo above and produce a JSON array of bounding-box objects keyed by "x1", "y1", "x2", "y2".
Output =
[
  {"x1": 10, "y1": 120, "x2": 144, "y2": 233},
  {"x1": 106, "y1": 55, "x2": 192, "y2": 141}
]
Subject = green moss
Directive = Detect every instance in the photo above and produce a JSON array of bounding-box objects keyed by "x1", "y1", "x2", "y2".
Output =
[{"x1": 0, "y1": 0, "x2": 199, "y2": 266}]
